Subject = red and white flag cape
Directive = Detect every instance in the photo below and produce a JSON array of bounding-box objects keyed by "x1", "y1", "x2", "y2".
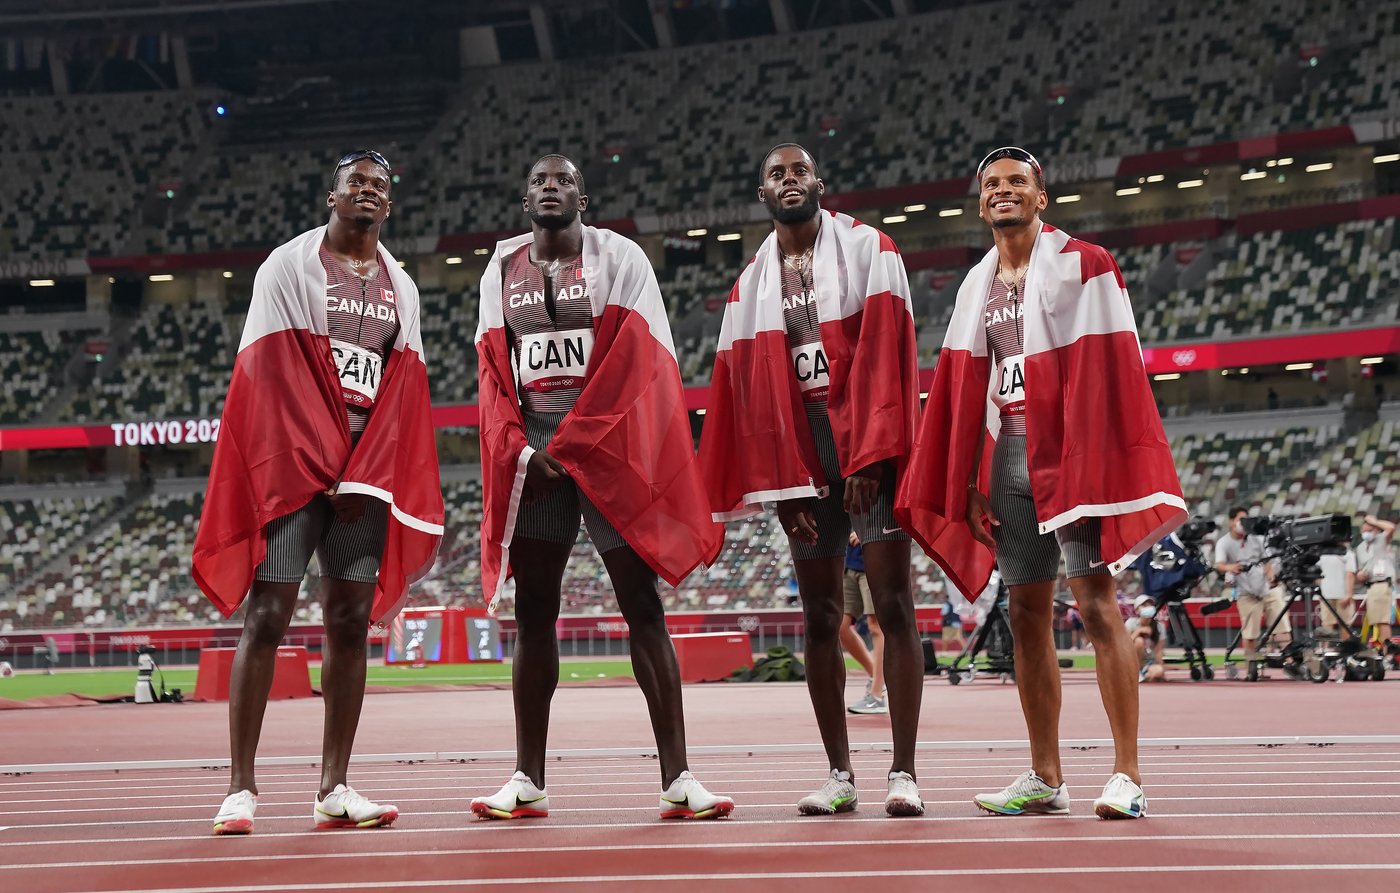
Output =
[
  {"x1": 699, "y1": 210, "x2": 919, "y2": 520},
  {"x1": 896, "y1": 222, "x2": 1185, "y2": 599},
  {"x1": 192, "y1": 226, "x2": 444, "y2": 623},
  {"x1": 476, "y1": 225, "x2": 722, "y2": 609}
]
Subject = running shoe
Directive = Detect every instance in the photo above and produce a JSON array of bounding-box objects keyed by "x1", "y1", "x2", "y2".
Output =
[
  {"x1": 212, "y1": 789, "x2": 256, "y2": 835},
  {"x1": 312, "y1": 784, "x2": 399, "y2": 829},
  {"x1": 470, "y1": 771, "x2": 550, "y2": 820},
  {"x1": 974, "y1": 770, "x2": 1070, "y2": 815},
  {"x1": 884, "y1": 771, "x2": 924, "y2": 817},
  {"x1": 797, "y1": 769, "x2": 858, "y2": 815},
  {"x1": 848, "y1": 692, "x2": 888, "y2": 714},
  {"x1": 659, "y1": 771, "x2": 735, "y2": 819},
  {"x1": 1092, "y1": 773, "x2": 1147, "y2": 819}
]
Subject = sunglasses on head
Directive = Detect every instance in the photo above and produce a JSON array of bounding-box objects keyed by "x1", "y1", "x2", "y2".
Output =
[
  {"x1": 335, "y1": 149, "x2": 392, "y2": 173},
  {"x1": 977, "y1": 146, "x2": 1041, "y2": 181}
]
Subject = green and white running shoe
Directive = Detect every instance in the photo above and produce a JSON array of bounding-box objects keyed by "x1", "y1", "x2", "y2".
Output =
[
  {"x1": 974, "y1": 770, "x2": 1070, "y2": 816},
  {"x1": 797, "y1": 769, "x2": 858, "y2": 815}
]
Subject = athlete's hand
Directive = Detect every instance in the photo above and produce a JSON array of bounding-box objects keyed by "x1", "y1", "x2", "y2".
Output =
[
  {"x1": 777, "y1": 498, "x2": 819, "y2": 546},
  {"x1": 523, "y1": 450, "x2": 569, "y2": 505},
  {"x1": 843, "y1": 463, "x2": 883, "y2": 516},
  {"x1": 965, "y1": 487, "x2": 999, "y2": 549},
  {"x1": 326, "y1": 486, "x2": 369, "y2": 523}
]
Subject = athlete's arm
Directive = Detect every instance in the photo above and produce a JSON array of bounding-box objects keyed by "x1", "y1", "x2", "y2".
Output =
[
  {"x1": 326, "y1": 485, "x2": 369, "y2": 522},
  {"x1": 777, "y1": 498, "x2": 819, "y2": 545},
  {"x1": 522, "y1": 450, "x2": 569, "y2": 504},
  {"x1": 843, "y1": 462, "x2": 884, "y2": 515},
  {"x1": 963, "y1": 428, "x2": 998, "y2": 547}
]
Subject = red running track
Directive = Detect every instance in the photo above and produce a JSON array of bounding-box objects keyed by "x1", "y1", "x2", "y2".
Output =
[{"x1": 2, "y1": 676, "x2": 1400, "y2": 891}]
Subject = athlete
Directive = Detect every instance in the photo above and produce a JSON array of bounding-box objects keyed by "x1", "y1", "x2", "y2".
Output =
[
  {"x1": 195, "y1": 149, "x2": 444, "y2": 834},
  {"x1": 897, "y1": 147, "x2": 1185, "y2": 820},
  {"x1": 700, "y1": 144, "x2": 925, "y2": 817},
  {"x1": 471, "y1": 154, "x2": 732, "y2": 821}
]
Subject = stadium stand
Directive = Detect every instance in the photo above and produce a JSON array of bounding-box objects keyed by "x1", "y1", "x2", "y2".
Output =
[
  {"x1": 1264, "y1": 419, "x2": 1400, "y2": 517},
  {"x1": 0, "y1": 328, "x2": 95, "y2": 425}
]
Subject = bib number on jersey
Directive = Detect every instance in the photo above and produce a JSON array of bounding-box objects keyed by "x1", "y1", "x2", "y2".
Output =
[
  {"x1": 330, "y1": 338, "x2": 384, "y2": 409},
  {"x1": 791, "y1": 342, "x2": 830, "y2": 402},
  {"x1": 519, "y1": 330, "x2": 594, "y2": 392},
  {"x1": 992, "y1": 353, "x2": 1026, "y2": 413}
]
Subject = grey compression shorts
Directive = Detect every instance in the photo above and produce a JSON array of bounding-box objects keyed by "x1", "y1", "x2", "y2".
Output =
[
  {"x1": 785, "y1": 411, "x2": 909, "y2": 561},
  {"x1": 512, "y1": 411, "x2": 628, "y2": 553},
  {"x1": 255, "y1": 493, "x2": 388, "y2": 584},
  {"x1": 988, "y1": 434, "x2": 1108, "y2": 587}
]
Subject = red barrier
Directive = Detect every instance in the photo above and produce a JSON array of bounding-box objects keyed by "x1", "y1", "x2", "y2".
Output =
[
  {"x1": 671, "y1": 632, "x2": 753, "y2": 683},
  {"x1": 194, "y1": 646, "x2": 313, "y2": 701}
]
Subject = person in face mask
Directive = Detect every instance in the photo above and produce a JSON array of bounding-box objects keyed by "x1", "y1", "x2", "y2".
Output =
[
  {"x1": 1214, "y1": 507, "x2": 1291, "y2": 659},
  {"x1": 1356, "y1": 515, "x2": 1396, "y2": 652},
  {"x1": 1126, "y1": 595, "x2": 1165, "y2": 682}
]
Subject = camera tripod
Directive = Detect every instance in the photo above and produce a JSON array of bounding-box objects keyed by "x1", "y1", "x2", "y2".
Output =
[
  {"x1": 941, "y1": 582, "x2": 1072, "y2": 685},
  {"x1": 1222, "y1": 574, "x2": 1381, "y2": 682},
  {"x1": 1160, "y1": 597, "x2": 1214, "y2": 681}
]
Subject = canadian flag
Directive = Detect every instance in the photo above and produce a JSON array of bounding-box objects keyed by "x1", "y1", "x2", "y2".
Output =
[
  {"x1": 192, "y1": 227, "x2": 443, "y2": 623},
  {"x1": 382, "y1": 288, "x2": 396, "y2": 304},
  {"x1": 476, "y1": 226, "x2": 721, "y2": 609},
  {"x1": 896, "y1": 223, "x2": 1186, "y2": 599}
]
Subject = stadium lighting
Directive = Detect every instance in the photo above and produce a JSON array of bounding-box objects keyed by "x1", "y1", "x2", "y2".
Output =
[
  {"x1": 1275, "y1": 157, "x2": 1294, "y2": 166},
  {"x1": 1305, "y1": 162, "x2": 1333, "y2": 173},
  {"x1": 222, "y1": 271, "x2": 233, "y2": 279},
  {"x1": 1284, "y1": 362, "x2": 1314, "y2": 371},
  {"x1": 882, "y1": 214, "x2": 908, "y2": 224},
  {"x1": 1115, "y1": 187, "x2": 1142, "y2": 196},
  {"x1": 148, "y1": 274, "x2": 174, "y2": 282},
  {"x1": 686, "y1": 228, "x2": 708, "y2": 236},
  {"x1": 445, "y1": 256, "x2": 463, "y2": 265},
  {"x1": 1240, "y1": 170, "x2": 1267, "y2": 181},
  {"x1": 1220, "y1": 369, "x2": 1230, "y2": 376},
  {"x1": 474, "y1": 248, "x2": 490, "y2": 255},
  {"x1": 1360, "y1": 357, "x2": 1385, "y2": 365},
  {"x1": 28, "y1": 279, "x2": 55, "y2": 287},
  {"x1": 903, "y1": 204, "x2": 926, "y2": 213},
  {"x1": 694, "y1": 408, "x2": 706, "y2": 416},
  {"x1": 215, "y1": 104, "x2": 226, "y2": 116},
  {"x1": 396, "y1": 260, "x2": 406, "y2": 267},
  {"x1": 919, "y1": 392, "x2": 928, "y2": 399},
  {"x1": 1153, "y1": 373, "x2": 1182, "y2": 381},
  {"x1": 717, "y1": 233, "x2": 742, "y2": 242},
  {"x1": 1145, "y1": 174, "x2": 1165, "y2": 183},
  {"x1": 1239, "y1": 367, "x2": 1250, "y2": 374},
  {"x1": 107, "y1": 277, "x2": 116, "y2": 284},
  {"x1": 1055, "y1": 194, "x2": 1081, "y2": 204},
  {"x1": 1177, "y1": 179, "x2": 1205, "y2": 189},
  {"x1": 164, "y1": 189, "x2": 175, "y2": 199},
  {"x1": 938, "y1": 208, "x2": 963, "y2": 217},
  {"x1": 1374, "y1": 154, "x2": 1400, "y2": 164}
]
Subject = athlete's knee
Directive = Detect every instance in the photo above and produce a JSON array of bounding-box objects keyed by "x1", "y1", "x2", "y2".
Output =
[
  {"x1": 803, "y1": 601, "x2": 844, "y2": 643},
  {"x1": 323, "y1": 599, "x2": 372, "y2": 649},
  {"x1": 617, "y1": 589, "x2": 666, "y2": 633},
  {"x1": 872, "y1": 591, "x2": 915, "y2": 636},
  {"x1": 1077, "y1": 597, "x2": 1121, "y2": 638},
  {"x1": 1009, "y1": 596, "x2": 1052, "y2": 635},
  {"x1": 242, "y1": 596, "x2": 295, "y2": 648}
]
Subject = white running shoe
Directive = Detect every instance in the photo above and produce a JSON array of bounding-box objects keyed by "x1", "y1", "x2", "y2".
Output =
[
  {"x1": 974, "y1": 770, "x2": 1070, "y2": 816},
  {"x1": 884, "y1": 771, "x2": 924, "y2": 817},
  {"x1": 312, "y1": 784, "x2": 398, "y2": 829},
  {"x1": 1093, "y1": 773, "x2": 1147, "y2": 819},
  {"x1": 797, "y1": 769, "x2": 859, "y2": 815},
  {"x1": 848, "y1": 692, "x2": 888, "y2": 714},
  {"x1": 212, "y1": 789, "x2": 256, "y2": 835},
  {"x1": 470, "y1": 771, "x2": 550, "y2": 820},
  {"x1": 659, "y1": 771, "x2": 735, "y2": 819}
]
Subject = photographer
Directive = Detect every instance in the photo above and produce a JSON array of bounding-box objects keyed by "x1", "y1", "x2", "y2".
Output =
[
  {"x1": 1215, "y1": 507, "x2": 1291, "y2": 657},
  {"x1": 1125, "y1": 595, "x2": 1165, "y2": 682},
  {"x1": 1357, "y1": 515, "x2": 1396, "y2": 650}
]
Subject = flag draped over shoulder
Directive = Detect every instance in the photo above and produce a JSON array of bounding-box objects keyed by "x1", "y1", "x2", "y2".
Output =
[
  {"x1": 192, "y1": 226, "x2": 444, "y2": 623},
  {"x1": 896, "y1": 222, "x2": 1186, "y2": 599}
]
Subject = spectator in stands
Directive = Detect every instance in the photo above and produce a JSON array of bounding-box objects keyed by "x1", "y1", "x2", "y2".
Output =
[
  {"x1": 1126, "y1": 595, "x2": 1165, "y2": 682},
  {"x1": 1357, "y1": 514, "x2": 1396, "y2": 653},
  {"x1": 842, "y1": 532, "x2": 886, "y2": 715},
  {"x1": 1317, "y1": 544, "x2": 1357, "y2": 639},
  {"x1": 1267, "y1": 387, "x2": 1280, "y2": 410},
  {"x1": 471, "y1": 154, "x2": 731, "y2": 822},
  {"x1": 699, "y1": 143, "x2": 924, "y2": 817},
  {"x1": 1215, "y1": 506, "x2": 1291, "y2": 658},
  {"x1": 899, "y1": 147, "x2": 1182, "y2": 822},
  {"x1": 195, "y1": 149, "x2": 443, "y2": 836}
]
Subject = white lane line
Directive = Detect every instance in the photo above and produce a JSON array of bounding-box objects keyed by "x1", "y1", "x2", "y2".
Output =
[
  {"x1": 9, "y1": 778, "x2": 1400, "y2": 814},
  {"x1": 5, "y1": 832, "x2": 1399, "y2": 872},
  {"x1": 8, "y1": 736, "x2": 1399, "y2": 775},
  {"x1": 8, "y1": 773, "x2": 1399, "y2": 807},
  {"x1": 3, "y1": 809, "x2": 1395, "y2": 847},
  {"x1": 4, "y1": 795, "x2": 1398, "y2": 830},
  {"x1": 67, "y1": 863, "x2": 1400, "y2": 892}
]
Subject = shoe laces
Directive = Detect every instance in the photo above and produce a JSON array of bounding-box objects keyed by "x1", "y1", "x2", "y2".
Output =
[
  {"x1": 330, "y1": 785, "x2": 372, "y2": 810},
  {"x1": 1102, "y1": 773, "x2": 1138, "y2": 797},
  {"x1": 815, "y1": 769, "x2": 853, "y2": 799},
  {"x1": 1007, "y1": 770, "x2": 1053, "y2": 798},
  {"x1": 887, "y1": 771, "x2": 918, "y2": 798}
]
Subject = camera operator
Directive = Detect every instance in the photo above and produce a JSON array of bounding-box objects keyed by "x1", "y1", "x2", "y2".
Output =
[
  {"x1": 1125, "y1": 595, "x2": 1165, "y2": 682},
  {"x1": 1317, "y1": 544, "x2": 1357, "y2": 640},
  {"x1": 1215, "y1": 507, "x2": 1291, "y2": 657},
  {"x1": 1357, "y1": 514, "x2": 1396, "y2": 650}
]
